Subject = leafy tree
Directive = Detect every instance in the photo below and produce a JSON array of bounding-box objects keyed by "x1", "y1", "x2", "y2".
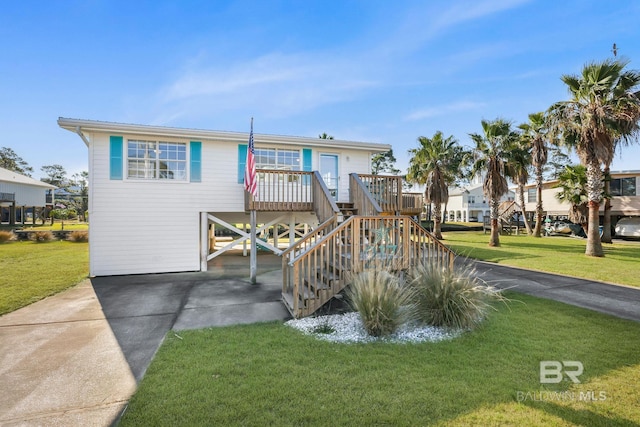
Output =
[
  {"x1": 0, "y1": 147, "x2": 33, "y2": 176},
  {"x1": 69, "y1": 171, "x2": 89, "y2": 221},
  {"x1": 407, "y1": 132, "x2": 466, "y2": 239},
  {"x1": 548, "y1": 58, "x2": 640, "y2": 257},
  {"x1": 371, "y1": 149, "x2": 401, "y2": 176},
  {"x1": 40, "y1": 164, "x2": 68, "y2": 187},
  {"x1": 519, "y1": 112, "x2": 550, "y2": 237},
  {"x1": 554, "y1": 165, "x2": 589, "y2": 235},
  {"x1": 470, "y1": 119, "x2": 519, "y2": 247},
  {"x1": 544, "y1": 145, "x2": 571, "y2": 180}
]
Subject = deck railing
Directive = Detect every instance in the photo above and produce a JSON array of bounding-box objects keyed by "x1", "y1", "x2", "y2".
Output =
[
  {"x1": 282, "y1": 215, "x2": 456, "y2": 318},
  {"x1": 349, "y1": 174, "x2": 382, "y2": 216},
  {"x1": 355, "y1": 174, "x2": 403, "y2": 214},
  {"x1": 245, "y1": 170, "x2": 340, "y2": 223},
  {"x1": 245, "y1": 170, "x2": 313, "y2": 211},
  {"x1": 401, "y1": 193, "x2": 424, "y2": 216}
]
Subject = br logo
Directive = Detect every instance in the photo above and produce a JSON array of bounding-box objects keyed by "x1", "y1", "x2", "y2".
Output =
[{"x1": 540, "y1": 361, "x2": 584, "y2": 384}]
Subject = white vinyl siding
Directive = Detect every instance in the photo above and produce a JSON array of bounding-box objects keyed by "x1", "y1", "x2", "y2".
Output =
[{"x1": 86, "y1": 133, "x2": 379, "y2": 276}]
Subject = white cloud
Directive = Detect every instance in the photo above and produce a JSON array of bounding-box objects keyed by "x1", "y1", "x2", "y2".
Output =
[{"x1": 405, "y1": 100, "x2": 486, "y2": 121}]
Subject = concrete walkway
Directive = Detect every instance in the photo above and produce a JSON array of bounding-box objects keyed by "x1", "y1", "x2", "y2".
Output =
[{"x1": 1, "y1": 254, "x2": 639, "y2": 426}]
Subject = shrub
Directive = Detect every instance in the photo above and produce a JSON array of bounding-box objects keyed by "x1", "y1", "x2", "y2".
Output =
[
  {"x1": 68, "y1": 230, "x2": 89, "y2": 242},
  {"x1": 0, "y1": 230, "x2": 16, "y2": 243},
  {"x1": 30, "y1": 230, "x2": 55, "y2": 243},
  {"x1": 346, "y1": 268, "x2": 416, "y2": 337},
  {"x1": 407, "y1": 262, "x2": 507, "y2": 329}
]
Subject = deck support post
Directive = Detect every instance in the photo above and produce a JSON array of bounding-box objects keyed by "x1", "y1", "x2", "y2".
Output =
[
  {"x1": 200, "y1": 212, "x2": 208, "y2": 271},
  {"x1": 250, "y1": 210, "x2": 257, "y2": 284}
]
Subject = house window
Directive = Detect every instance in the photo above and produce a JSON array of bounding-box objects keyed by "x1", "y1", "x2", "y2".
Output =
[
  {"x1": 127, "y1": 140, "x2": 187, "y2": 180},
  {"x1": 527, "y1": 188, "x2": 537, "y2": 203},
  {"x1": 610, "y1": 177, "x2": 636, "y2": 196},
  {"x1": 254, "y1": 148, "x2": 301, "y2": 171},
  {"x1": 468, "y1": 195, "x2": 476, "y2": 204}
]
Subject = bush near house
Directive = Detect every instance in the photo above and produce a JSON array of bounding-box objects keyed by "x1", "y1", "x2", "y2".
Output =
[
  {"x1": 67, "y1": 230, "x2": 89, "y2": 242},
  {"x1": 29, "y1": 230, "x2": 54, "y2": 242}
]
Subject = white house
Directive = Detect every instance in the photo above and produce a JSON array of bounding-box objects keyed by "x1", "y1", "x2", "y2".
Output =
[
  {"x1": 0, "y1": 167, "x2": 56, "y2": 225},
  {"x1": 58, "y1": 118, "x2": 393, "y2": 277},
  {"x1": 446, "y1": 175, "x2": 515, "y2": 222}
]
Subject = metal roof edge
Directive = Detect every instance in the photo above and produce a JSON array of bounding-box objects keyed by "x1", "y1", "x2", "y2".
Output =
[{"x1": 57, "y1": 117, "x2": 391, "y2": 152}]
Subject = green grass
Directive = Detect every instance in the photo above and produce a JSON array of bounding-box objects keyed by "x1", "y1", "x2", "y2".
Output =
[
  {"x1": 443, "y1": 231, "x2": 640, "y2": 288},
  {"x1": 0, "y1": 240, "x2": 88, "y2": 314},
  {"x1": 120, "y1": 294, "x2": 640, "y2": 426}
]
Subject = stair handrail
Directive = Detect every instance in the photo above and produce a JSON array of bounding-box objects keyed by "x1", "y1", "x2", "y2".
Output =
[
  {"x1": 312, "y1": 170, "x2": 341, "y2": 224},
  {"x1": 281, "y1": 216, "x2": 338, "y2": 260},
  {"x1": 349, "y1": 173, "x2": 383, "y2": 216}
]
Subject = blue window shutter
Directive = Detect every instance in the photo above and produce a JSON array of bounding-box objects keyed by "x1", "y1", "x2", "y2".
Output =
[
  {"x1": 190, "y1": 141, "x2": 202, "y2": 182},
  {"x1": 109, "y1": 136, "x2": 123, "y2": 180},
  {"x1": 302, "y1": 148, "x2": 312, "y2": 171},
  {"x1": 238, "y1": 144, "x2": 248, "y2": 183}
]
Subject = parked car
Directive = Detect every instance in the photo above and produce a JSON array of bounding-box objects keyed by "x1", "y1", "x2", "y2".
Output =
[
  {"x1": 544, "y1": 220, "x2": 586, "y2": 237},
  {"x1": 615, "y1": 217, "x2": 640, "y2": 240}
]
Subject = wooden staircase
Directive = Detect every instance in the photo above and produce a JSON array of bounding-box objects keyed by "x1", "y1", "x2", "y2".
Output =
[
  {"x1": 281, "y1": 215, "x2": 455, "y2": 319},
  {"x1": 336, "y1": 202, "x2": 358, "y2": 220}
]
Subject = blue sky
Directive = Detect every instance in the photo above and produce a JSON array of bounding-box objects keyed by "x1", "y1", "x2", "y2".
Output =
[{"x1": 2, "y1": 0, "x2": 640, "y2": 180}]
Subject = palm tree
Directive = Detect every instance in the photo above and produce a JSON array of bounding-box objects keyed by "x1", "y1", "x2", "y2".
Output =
[
  {"x1": 507, "y1": 138, "x2": 533, "y2": 235},
  {"x1": 407, "y1": 131, "x2": 464, "y2": 239},
  {"x1": 519, "y1": 112, "x2": 549, "y2": 237},
  {"x1": 470, "y1": 119, "x2": 519, "y2": 247},
  {"x1": 554, "y1": 165, "x2": 589, "y2": 235},
  {"x1": 547, "y1": 58, "x2": 640, "y2": 257}
]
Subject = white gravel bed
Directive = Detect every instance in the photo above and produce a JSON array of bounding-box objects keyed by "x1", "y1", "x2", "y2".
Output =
[{"x1": 286, "y1": 312, "x2": 461, "y2": 344}]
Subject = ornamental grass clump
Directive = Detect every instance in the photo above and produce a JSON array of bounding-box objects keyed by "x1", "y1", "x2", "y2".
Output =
[
  {"x1": 407, "y1": 262, "x2": 508, "y2": 330},
  {"x1": 346, "y1": 268, "x2": 416, "y2": 337},
  {"x1": 30, "y1": 230, "x2": 55, "y2": 243},
  {"x1": 0, "y1": 230, "x2": 16, "y2": 243},
  {"x1": 68, "y1": 230, "x2": 89, "y2": 242}
]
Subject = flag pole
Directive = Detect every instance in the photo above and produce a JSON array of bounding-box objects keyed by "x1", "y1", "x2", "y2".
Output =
[{"x1": 246, "y1": 117, "x2": 258, "y2": 284}]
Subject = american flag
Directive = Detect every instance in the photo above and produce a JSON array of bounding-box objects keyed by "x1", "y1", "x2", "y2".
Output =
[{"x1": 244, "y1": 118, "x2": 258, "y2": 197}]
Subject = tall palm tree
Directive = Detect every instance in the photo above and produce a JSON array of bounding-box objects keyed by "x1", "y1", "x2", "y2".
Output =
[
  {"x1": 407, "y1": 131, "x2": 464, "y2": 239},
  {"x1": 519, "y1": 112, "x2": 549, "y2": 237},
  {"x1": 507, "y1": 138, "x2": 533, "y2": 235},
  {"x1": 554, "y1": 165, "x2": 589, "y2": 235},
  {"x1": 547, "y1": 58, "x2": 640, "y2": 257},
  {"x1": 470, "y1": 119, "x2": 519, "y2": 247}
]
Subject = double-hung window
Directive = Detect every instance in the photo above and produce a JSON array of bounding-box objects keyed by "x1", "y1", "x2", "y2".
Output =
[
  {"x1": 127, "y1": 140, "x2": 187, "y2": 180},
  {"x1": 254, "y1": 148, "x2": 301, "y2": 171}
]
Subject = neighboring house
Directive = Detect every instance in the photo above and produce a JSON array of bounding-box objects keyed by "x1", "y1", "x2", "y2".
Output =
[
  {"x1": 446, "y1": 175, "x2": 515, "y2": 222},
  {"x1": 58, "y1": 118, "x2": 395, "y2": 276},
  {"x1": 521, "y1": 170, "x2": 640, "y2": 222},
  {"x1": 0, "y1": 167, "x2": 56, "y2": 225}
]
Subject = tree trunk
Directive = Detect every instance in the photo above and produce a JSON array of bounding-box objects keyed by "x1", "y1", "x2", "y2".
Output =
[
  {"x1": 489, "y1": 197, "x2": 500, "y2": 247},
  {"x1": 517, "y1": 184, "x2": 532, "y2": 235},
  {"x1": 601, "y1": 166, "x2": 612, "y2": 243},
  {"x1": 533, "y1": 165, "x2": 544, "y2": 237},
  {"x1": 585, "y1": 161, "x2": 604, "y2": 257},
  {"x1": 433, "y1": 202, "x2": 443, "y2": 240}
]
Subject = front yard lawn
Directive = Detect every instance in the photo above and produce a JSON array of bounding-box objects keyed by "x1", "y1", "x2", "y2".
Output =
[
  {"x1": 0, "y1": 241, "x2": 88, "y2": 315},
  {"x1": 120, "y1": 293, "x2": 640, "y2": 426},
  {"x1": 443, "y1": 232, "x2": 640, "y2": 287}
]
